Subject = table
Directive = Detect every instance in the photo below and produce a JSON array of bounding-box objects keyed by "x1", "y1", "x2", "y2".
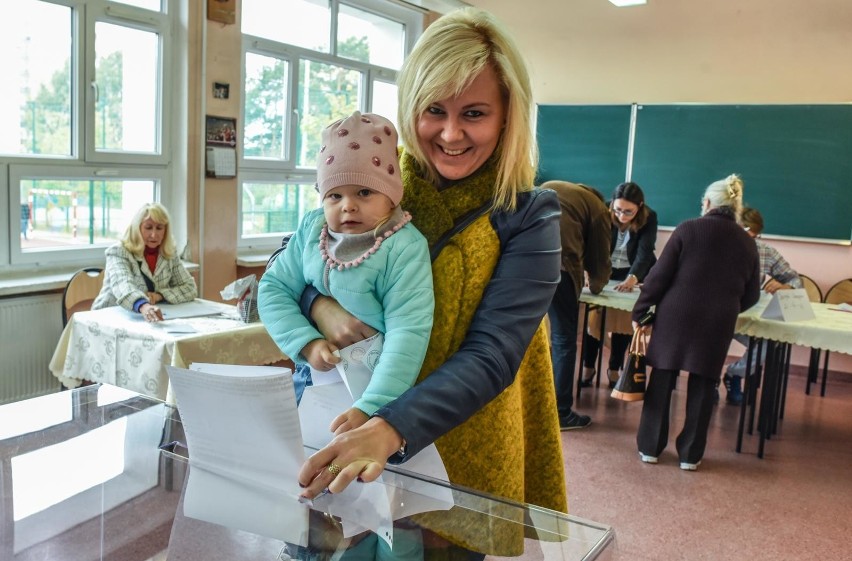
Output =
[
  {"x1": 733, "y1": 298, "x2": 852, "y2": 457},
  {"x1": 578, "y1": 288, "x2": 852, "y2": 456},
  {"x1": 49, "y1": 301, "x2": 287, "y2": 402},
  {"x1": 577, "y1": 283, "x2": 642, "y2": 394},
  {"x1": 0, "y1": 385, "x2": 614, "y2": 560}
]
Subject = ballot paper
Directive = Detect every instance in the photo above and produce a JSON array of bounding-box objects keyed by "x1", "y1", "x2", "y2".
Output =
[
  {"x1": 168, "y1": 345, "x2": 453, "y2": 552},
  {"x1": 166, "y1": 363, "x2": 310, "y2": 546},
  {"x1": 158, "y1": 300, "x2": 227, "y2": 319},
  {"x1": 299, "y1": 337, "x2": 454, "y2": 543}
]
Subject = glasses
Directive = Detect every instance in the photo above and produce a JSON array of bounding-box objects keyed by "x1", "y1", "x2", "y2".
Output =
[{"x1": 612, "y1": 207, "x2": 636, "y2": 217}]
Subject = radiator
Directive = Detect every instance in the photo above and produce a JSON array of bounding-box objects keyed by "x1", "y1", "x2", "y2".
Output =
[{"x1": 0, "y1": 294, "x2": 63, "y2": 405}]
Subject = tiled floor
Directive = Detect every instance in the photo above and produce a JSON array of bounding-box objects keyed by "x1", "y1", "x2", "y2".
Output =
[{"x1": 562, "y1": 361, "x2": 852, "y2": 561}]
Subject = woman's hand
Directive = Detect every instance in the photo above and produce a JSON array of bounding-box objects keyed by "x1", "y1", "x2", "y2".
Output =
[
  {"x1": 330, "y1": 407, "x2": 369, "y2": 435},
  {"x1": 146, "y1": 291, "x2": 163, "y2": 304},
  {"x1": 614, "y1": 274, "x2": 639, "y2": 292},
  {"x1": 311, "y1": 296, "x2": 378, "y2": 348},
  {"x1": 298, "y1": 416, "x2": 403, "y2": 499},
  {"x1": 140, "y1": 303, "x2": 163, "y2": 322}
]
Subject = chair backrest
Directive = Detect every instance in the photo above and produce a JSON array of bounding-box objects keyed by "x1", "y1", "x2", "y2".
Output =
[
  {"x1": 824, "y1": 278, "x2": 852, "y2": 305},
  {"x1": 798, "y1": 274, "x2": 823, "y2": 303},
  {"x1": 62, "y1": 267, "x2": 105, "y2": 326}
]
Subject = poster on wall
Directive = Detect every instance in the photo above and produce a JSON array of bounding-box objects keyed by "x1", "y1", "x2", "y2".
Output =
[
  {"x1": 206, "y1": 115, "x2": 237, "y2": 178},
  {"x1": 207, "y1": 0, "x2": 236, "y2": 24}
]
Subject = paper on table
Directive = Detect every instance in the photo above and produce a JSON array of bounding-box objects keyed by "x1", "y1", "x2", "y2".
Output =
[
  {"x1": 155, "y1": 321, "x2": 198, "y2": 335},
  {"x1": 761, "y1": 288, "x2": 816, "y2": 322},
  {"x1": 166, "y1": 364, "x2": 309, "y2": 546},
  {"x1": 159, "y1": 300, "x2": 226, "y2": 319}
]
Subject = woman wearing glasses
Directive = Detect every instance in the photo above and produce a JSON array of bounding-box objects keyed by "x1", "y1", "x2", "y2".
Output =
[{"x1": 581, "y1": 181, "x2": 658, "y2": 388}]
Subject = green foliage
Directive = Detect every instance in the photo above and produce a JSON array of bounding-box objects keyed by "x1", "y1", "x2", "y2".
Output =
[
  {"x1": 243, "y1": 36, "x2": 369, "y2": 167},
  {"x1": 21, "y1": 59, "x2": 72, "y2": 155}
]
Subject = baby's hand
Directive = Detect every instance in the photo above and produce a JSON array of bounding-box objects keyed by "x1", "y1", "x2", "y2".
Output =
[
  {"x1": 330, "y1": 407, "x2": 369, "y2": 435},
  {"x1": 303, "y1": 339, "x2": 340, "y2": 371}
]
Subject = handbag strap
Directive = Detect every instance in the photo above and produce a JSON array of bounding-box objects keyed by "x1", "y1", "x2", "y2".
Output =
[
  {"x1": 631, "y1": 328, "x2": 648, "y2": 356},
  {"x1": 429, "y1": 201, "x2": 492, "y2": 262}
]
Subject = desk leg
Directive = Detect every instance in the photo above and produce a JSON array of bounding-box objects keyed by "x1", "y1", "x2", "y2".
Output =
[
  {"x1": 757, "y1": 341, "x2": 782, "y2": 458},
  {"x1": 805, "y1": 348, "x2": 820, "y2": 395},
  {"x1": 596, "y1": 307, "x2": 607, "y2": 388},
  {"x1": 747, "y1": 339, "x2": 764, "y2": 436},
  {"x1": 778, "y1": 344, "x2": 792, "y2": 422},
  {"x1": 820, "y1": 351, "x2": 830, "y2": 397},
  {"x1": 577, "y1": 304, "x2": 591, "y2": 400},
  {"x1": 736, "y1": 336, "x2": 757, "y2": 453}
]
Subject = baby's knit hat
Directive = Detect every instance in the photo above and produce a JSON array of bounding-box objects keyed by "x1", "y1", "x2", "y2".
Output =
[{"x1": 317, "y1": 112, "x2": 403, "y2": 206}]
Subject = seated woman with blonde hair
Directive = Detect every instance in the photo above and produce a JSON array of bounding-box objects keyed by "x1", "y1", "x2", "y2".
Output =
[{"x1": 93, "y1": 202, "x2": 197, "y2": 322}]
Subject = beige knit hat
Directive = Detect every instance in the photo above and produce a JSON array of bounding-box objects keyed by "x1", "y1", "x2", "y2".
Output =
[{"x1": 316, "y1": 112, "x2": 403, "y2": 206}]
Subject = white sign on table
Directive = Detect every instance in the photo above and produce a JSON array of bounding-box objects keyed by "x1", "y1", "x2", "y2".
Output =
[{"x1": 761, "y1": 288, "x2": 816, "y2": 322}]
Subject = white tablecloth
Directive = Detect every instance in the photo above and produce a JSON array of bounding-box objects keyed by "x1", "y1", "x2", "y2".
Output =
[
  {"x1": 580, "y1": 289, "x2": 852, "y2": 356},
  {"x1": 49, "y1": 301, "x2": 287, "y2": 402}
]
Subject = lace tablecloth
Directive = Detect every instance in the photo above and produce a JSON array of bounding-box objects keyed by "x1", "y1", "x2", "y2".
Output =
[
  {"x1": 49, "y1": 302, "x2": 287, "y2": 402},
  {"x1": 581, "y1": 288, "x2": 852, "y2": 356}
]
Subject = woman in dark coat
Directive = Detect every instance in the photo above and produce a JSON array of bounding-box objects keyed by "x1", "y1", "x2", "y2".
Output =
[{"x1": 631, "y1": 174, "x2": 760, "y2": 471}]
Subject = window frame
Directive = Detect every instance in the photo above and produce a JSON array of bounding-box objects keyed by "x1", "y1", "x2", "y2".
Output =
[
  {"x1": 83, "y1": 2, "x2": 172, "y2": 165},
  {"x1": 9, "y1": 163, "x2": 167, "y2": 267},
  {"x1": 2, "y1": 0, "x2": 177, "y2": 271},
  {"x1": 237, "y1": 0, "x2": 423, "y2": 250}
]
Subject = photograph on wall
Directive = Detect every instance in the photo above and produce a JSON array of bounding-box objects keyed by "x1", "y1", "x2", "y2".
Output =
[{"x1": 206, "y1": 115, "x2": 237, "y2": 147}]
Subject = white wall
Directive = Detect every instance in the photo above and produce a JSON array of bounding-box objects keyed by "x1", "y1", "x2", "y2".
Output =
[{"x1": 473, "y1": 0, "x2": 852, "y2": 372}]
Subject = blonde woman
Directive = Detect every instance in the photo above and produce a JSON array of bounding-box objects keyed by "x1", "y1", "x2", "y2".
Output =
[
  {"x1": 92, "y1": 202, "x2": 196, "y2": 321},
  {"x1": 631, "y1": 174, "x2": 760, "y2": 471},
  {"x1": 296, "y1": 7, "x2": 567, "y2": 554}
]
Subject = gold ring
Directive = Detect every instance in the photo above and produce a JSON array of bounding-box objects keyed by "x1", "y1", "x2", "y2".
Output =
[{"x1": 327, "y1": 463, "x2": 342, "y2": 476}]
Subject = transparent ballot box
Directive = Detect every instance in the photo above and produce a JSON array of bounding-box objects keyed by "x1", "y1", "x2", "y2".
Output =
[{"x1": 0, "y1": 385, "x2": 613, "y2": 560}]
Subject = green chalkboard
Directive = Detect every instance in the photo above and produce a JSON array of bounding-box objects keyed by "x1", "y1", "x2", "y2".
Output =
[
  {"x1": 631, "y1": 104, "x2": 852, "y2": 241},
  {"x1": 536, "y1": 105, "x2": 631, "y2": 193}
]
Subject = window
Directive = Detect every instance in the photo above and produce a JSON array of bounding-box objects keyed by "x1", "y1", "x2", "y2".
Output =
[
  {"x1": 239, "y1": 0, "x2": 422, "y2": 249},
  {"x1": 2, "y1": 0, "x2": 175, "y2": 270}
]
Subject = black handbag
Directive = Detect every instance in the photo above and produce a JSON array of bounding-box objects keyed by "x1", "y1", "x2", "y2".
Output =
[{"x1": 611, "y1": 328, "x2": 648, "y2": 401}]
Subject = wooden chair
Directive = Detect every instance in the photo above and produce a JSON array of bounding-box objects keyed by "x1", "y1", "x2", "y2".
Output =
[
  {"x1": 810, "y1": 278, "x2": 852, "y2": 396},
  {"x1": 62, "y1": 267, "x2": 105, "y2": 326},
  {"x1": 798, "y1": 274, "x2": 823, "y2": 304}
]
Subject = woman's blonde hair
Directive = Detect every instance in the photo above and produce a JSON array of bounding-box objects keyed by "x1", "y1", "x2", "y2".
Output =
[
  {"x1": 122, "y1": 202, "x2": 177, "y2": 258},
  {"x1": 703, "y1": 174, "x2": 744, "y2": 218},
  {"x1": 397, "y1": 7, "x2": 536, "y2": 212}
]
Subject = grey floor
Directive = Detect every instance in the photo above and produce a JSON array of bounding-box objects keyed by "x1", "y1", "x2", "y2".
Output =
[{"x1": 562, "y1": 359, "x2": 852, "y2": 561}]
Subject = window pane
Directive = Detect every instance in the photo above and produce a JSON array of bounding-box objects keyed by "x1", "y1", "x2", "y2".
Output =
[
  {"x1": 242, "y1": 0, "x2": 330, "y2": 52},
  {"x1": 244, "y1": 53, "x2": 289, "y2": 160},
  {"x1": 338, "y1": 4, "x2": 405, "y2": 69},
  {"x1": 296, "y1": 61, "x2": 362, "y2": 168},
  {"x1": 1, "y1": 1, "x2": 72, "y2": 156},
  {"x1": 111, "y1": 0, "x2": 163, "y2": 11},
  {"x1": 242, "y1": 182, "x2": 318, "y2": 237},
  {"x1": 94, "y1": 22, "x2": 159, "y2": 154},
  {"x1": 20, "y1": 179, "x2": 155, "y2": 251},
  {"x1": 370, "y1": 80, "x2": 398, "y2": 130}
]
